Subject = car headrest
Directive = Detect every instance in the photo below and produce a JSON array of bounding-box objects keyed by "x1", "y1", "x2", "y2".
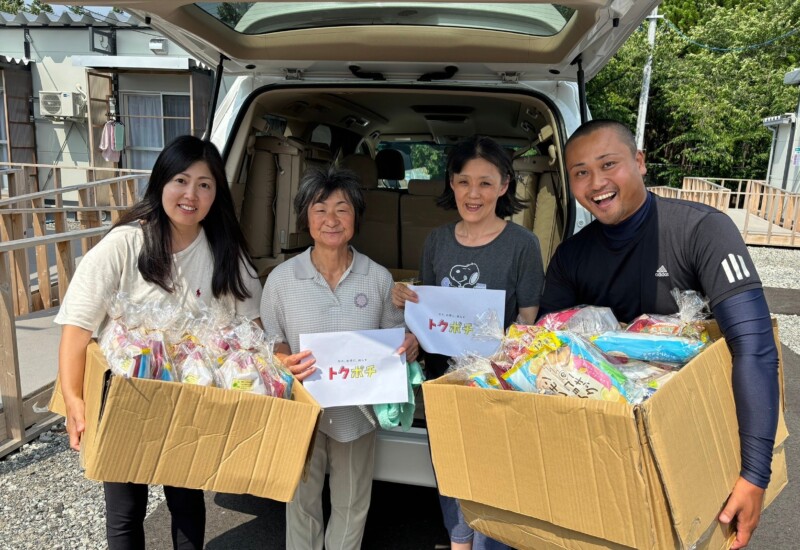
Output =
[
  {"x1": 512, "y1": 155, "x2": 552, "y2": 173},
  {"x1": 375, "y1": 149, "x2": 406, "y2": 180},
  {"x1": 341, "y1": 154, "x2": 379, "y2": 190},
  {"x1": 408, "y1": 179, "x2": 446, "y2": 197}
]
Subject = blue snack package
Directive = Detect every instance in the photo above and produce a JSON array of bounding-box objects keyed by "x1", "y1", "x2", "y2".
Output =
[{"x1": 592, "y1": 331, "x2": 706, "y2": 364}]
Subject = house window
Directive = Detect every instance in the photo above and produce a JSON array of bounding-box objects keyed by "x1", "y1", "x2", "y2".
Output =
[{"x1": 121, "y1": 92, "x2": 191, "y2": 171}]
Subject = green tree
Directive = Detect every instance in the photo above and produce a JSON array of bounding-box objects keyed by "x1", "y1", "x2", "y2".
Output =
[
  {"x1": 0, "y1": 0, "x2": 53, "y2": 14},
  {"x1": 217, "y1": 2, "x2": 252, "y2": 28},
  {"x1": 27, "y1": 0, "x2": 52, "y2": 14},
  {"x1": 0, "y1": 0, "x2": 26, "y2": 14},
  {"x1": 410, "y1": 145, "x2": 446, "y2": 180},
  {"x1": 588, "y1": 0, "x2": 800, "y2": 186}
]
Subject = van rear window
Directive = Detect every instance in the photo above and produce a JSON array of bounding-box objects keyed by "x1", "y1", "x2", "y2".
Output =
[{"x1": 195, "y1": 2, "x2": 575, "y2": 37}]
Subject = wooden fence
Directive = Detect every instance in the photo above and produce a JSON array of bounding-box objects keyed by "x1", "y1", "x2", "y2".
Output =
[
  {"x1": 649, "y1": 177, "x2": 731, "y2": 212},
  {"x1": 0, "y1": 164, "x2": 148, "y2": 457},
  {"x1": 651, "y1": 177, "x2": 799, "y2": 248}
]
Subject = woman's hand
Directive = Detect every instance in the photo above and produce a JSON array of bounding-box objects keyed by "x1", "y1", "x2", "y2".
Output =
[
  {"x1": 397, "y1": 332, "x2": 420, "y2": 363},
  {"x1": 276, "y1": 349, "x2": 317, "y2": 382},
  {"x1": 391, "y1": 283, "x2": 419, "y2": 310},
  {"x1": 64, "y1": 397, "x2": 86, "y2": 451},
  {"x1": 58, "y1": 324, "x2": 93, "y2": 452}
]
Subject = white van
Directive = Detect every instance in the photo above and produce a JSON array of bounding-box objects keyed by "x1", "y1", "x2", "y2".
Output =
[{"x1": 111, "y1": 0, "x2": 660, "y2": 488}]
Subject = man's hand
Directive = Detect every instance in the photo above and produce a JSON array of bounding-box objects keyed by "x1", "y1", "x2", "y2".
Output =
[{"x1": 719, "y1": 476, "x2": 766, "y2": 549}]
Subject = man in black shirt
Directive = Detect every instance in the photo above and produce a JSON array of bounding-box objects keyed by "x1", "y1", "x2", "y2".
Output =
[{"x1": 540, "y1": 120, "x2": 779, "y2": 549}]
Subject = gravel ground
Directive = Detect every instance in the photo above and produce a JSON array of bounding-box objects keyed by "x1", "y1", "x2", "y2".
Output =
[{"x1": 0, "y1": 246, "x2": 797, "y2": 550}]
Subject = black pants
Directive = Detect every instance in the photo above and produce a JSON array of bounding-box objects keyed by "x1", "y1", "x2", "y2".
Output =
[{"x1": 104, "y1": 482, "x2": 206, "y2": 550}]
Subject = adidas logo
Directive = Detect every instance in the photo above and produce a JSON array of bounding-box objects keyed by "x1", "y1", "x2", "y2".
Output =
[
  {"x1": 721, "y1": 254, "x2": 751, "y2": 283},
  {"x1": 655, "y1": 265, "x2": 670, "y2": 278}
]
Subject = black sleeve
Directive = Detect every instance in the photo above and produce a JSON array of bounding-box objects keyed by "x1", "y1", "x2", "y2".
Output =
[
  {"x1": 538, "y1": 248, "x2": 578, "y2": 320},
  {"x1": 713, "y1": 288, "x2": 780, "y2": 489},
  {"x1": 690, "y1": 212, "x2": 761, "y2": 309}
]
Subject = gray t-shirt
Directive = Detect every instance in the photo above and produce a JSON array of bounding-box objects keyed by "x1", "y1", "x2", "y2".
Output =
[{"x1": 420, "y1": 221, "x2": 544, "y2": 328}]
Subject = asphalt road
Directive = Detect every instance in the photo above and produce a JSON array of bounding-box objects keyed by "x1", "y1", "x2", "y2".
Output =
[{"x1": 143, "y1": 288, "x2": 799, "y2": 549}]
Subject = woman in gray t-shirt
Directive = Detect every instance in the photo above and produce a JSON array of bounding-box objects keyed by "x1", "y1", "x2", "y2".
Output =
[{"x1": 392, "y1": 135, "x2": 544, "y2": 550}]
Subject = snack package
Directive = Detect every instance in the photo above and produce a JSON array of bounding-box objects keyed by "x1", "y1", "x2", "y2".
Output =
[
  {"x1": 609, "y1": 356, "x2": 679, "y2": 399},
  {"x1": 591, "y1": 331, "x2": 707, "y2": 364},
  {"x1": 445, "y1": 353, "x2": 499, "y2": 389},
  {"x1": 495, "y1": 325, "x2": 563, "y2": 392},
  {"x1": 217, "y1": 350, "x2": 269, "y2": 394},
  {"x1": 537, "y1": 331, "x2": 646, "y2": 404},
  {"x1": 172, "y1": 336, "x2": 217, "y2": 387},
  {"x1": 254, "y1": 347, "x2": 295, "y2": 398},
  {"x1": 535, "y1": 306, "x2": 621, "y2": 336},
  {"x1": 501, "y1": 347, "x2": 554, "y2": 393},
  {"x1": 626, "y1": 289, "x2": 710, "y2": 341},
  {"x1": 502, "y1": 324, "x2": 563, "y2": 361}
]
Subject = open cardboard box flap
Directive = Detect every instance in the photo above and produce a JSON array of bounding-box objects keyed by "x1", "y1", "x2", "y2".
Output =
[
  {"x1": 424, "y1": 323, "x2": 788, "y2": 549},
  {"x1": 51, "y1": 342, "x2": 321, "y2": 502}
]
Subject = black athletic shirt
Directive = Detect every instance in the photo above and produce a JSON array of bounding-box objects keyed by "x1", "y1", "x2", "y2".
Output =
[
  {"x1": 540, "y1": 192, "x2": 779, "y2": 488},
  {"x1": 540, "y1": 193, "x2": 761, "y2": 321}
]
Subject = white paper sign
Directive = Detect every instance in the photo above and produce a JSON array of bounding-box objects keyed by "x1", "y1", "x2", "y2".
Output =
[
  {"x1": 404, "y1": 286, "x2": 505, "y2": 358},
  {"x1": 299, "y1": 328, "x2": 408, "y2": 408}
]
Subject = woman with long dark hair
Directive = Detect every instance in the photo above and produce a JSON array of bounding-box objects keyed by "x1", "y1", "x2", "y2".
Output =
[{"x1": 55, "y1": 135, "x2": 262, "y2": 549}]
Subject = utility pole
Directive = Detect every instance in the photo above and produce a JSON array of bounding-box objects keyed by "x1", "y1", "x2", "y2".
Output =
[{"x1": 635, "y1": 8, "x2": 660, "y2": 151}]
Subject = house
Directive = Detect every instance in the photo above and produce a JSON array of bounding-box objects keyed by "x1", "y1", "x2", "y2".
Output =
[
  {"x1": 0, "y1": 9, "x2": 215, "y2": 197},
  {"x1": 762, "y1": 68, "x2": 800, "y2": 193}
]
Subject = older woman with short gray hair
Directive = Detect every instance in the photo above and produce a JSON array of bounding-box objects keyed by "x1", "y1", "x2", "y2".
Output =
[{"x1": 260, "y1": 165, "x2": 417, "y2": 550}]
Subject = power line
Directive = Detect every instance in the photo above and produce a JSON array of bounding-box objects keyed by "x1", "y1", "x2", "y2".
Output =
[{"x1": 662, "y1": 17, "x2": 800, "y2": 53}]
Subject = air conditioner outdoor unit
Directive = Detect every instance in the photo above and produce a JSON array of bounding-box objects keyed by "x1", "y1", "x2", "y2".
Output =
[{"x1": 40, "y1": 91, "x2": 84, "y2": 118}]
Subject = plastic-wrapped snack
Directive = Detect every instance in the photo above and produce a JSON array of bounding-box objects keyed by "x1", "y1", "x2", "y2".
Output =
[
  {"x1": 253, "y1": 349, "x2": 294, "y2": 398},
  {"x1": 503, "y1": 324, "x2": 562, "y2": 361},
  {"x1": 502, "y1": 349, "x2": 552, "y2": 392},
  {"x1": 226, "y1": 318, "x2": 267, "y2": 351},
  {"x1": 468, "y1": 372, "x2": 505, "y2": 390},
  {"x1": 217, "y1": 350, "x2": 268, "y2": 394},
  {"x1": 490, "y1": 361, "x2": 514, "y2": 390},
  {"x1": 172, "y1": 337, "x2": 217, "y2": 387},
  {"x1": 626, "y1": 289, "x2": 710, "y2": 341},
  {"x1": 98, "y1": 317, "x2": 127, "y2": 356},
  {"x1": 591, "y1": 331, "x2": 707, "y2": 364},
  {"x1": 103, "y1": 327, "x2": 150, "y2": 378},
  {"x1": 538, "y1": 331, "x2": 645, "y2": 404},
  {"x1": 178, "y1": 349, "x2": 217, "y2": 386},
  {"x1": 535, "y1": 305, "x2": 621, "y2": 336},
  {"x1": 147, "y1": 333, "x2": 175, "y2": 382},
  {"x1": 443, "y1": 353, "x2": 498, "y2": 389},
  {"x1": 610, "y1": 357, "x2": 679, "y2": 399},
  {"x1": 497, "y1": 327, "x2": 562, "y2": 392}
]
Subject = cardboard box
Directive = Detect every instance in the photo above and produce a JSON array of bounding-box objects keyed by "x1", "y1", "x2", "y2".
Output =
[
  {"x1": 51, "y1": 342, "x2": 321, "y2": 502},
  {"x1": 423, "y1": 329, "x2": 789, "y2": 550}
]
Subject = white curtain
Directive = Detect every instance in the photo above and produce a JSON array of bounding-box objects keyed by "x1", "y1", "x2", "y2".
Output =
[
  {"x1": 125, "y1": 93, "x2": 162, "y2": 172},
  {"x1": 163, "y1": 94, "x2": 190, "y2": 146}
]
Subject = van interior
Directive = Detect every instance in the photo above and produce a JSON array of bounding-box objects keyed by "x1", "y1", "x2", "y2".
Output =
[{"x1": 223, "y1": 86, "x2": 570, "y2": 282}]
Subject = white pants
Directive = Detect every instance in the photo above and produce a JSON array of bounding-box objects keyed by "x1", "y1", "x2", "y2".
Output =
[{"x1": 286, "y1": 429, "x2": 377, "y2": 550}]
